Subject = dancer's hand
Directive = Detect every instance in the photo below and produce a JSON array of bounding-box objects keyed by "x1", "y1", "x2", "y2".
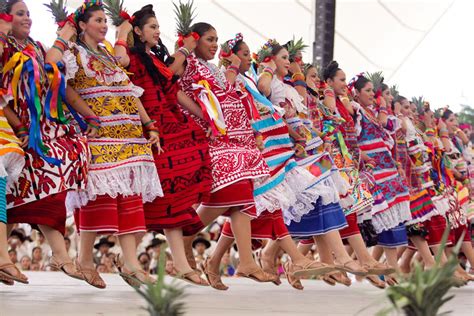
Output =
[
  {"x1": 116, "y1": 20, "x2": 133, "y2": 39},
  {"x1": 148, "y1": 131, "x2": 161, "y2": 146},
  {"x1": 0, "y1": 18, "x2": 12, "y2": 35},
  {"x1": 85, "y1": 126, "x2": 98, "y2": 138},
  {"x1": 182, "y1": 35, "x2": 197, "y2": 52},
  {"x1": 224, "y1": 53, "x2": 241, "y2": 67},
  {"x1": 19, "y1": 135, "x2": 28, "y2": 148},
  {"x1": 57, "y1": 22, "x2": 76, "y2": 42},
  {"x1": 261, "y1": 59, "x2": 276, "y2": 72},
  {"x1": 155, "y1": 141, "x2": 164, "y2": 155}
]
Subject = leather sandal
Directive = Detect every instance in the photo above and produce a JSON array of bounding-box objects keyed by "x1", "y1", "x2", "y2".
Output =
[
  {"x1": 291, "y1": 260, "x2": 334, "y2": 278},
  {"x1": 49, "y1": 256, "x2": 84, "y2": 280},
  {"x1": 256, "y1": 250, "x2": 281, "y2": 286},
  {"x1": 320, "y1": 273, "x2": 336, "y2": 286},
  {"x1": 283, "y1": 261, "x2": 303, "y2": 290},
  {"x1": 328, "y1": 271, "x2": 352, "y2": 287},
  {"x1": 335, "y1": 260, "x2": 368, "y2": 276},
  {"x1": 114, "y1": 254, "x2": 154, "y2": 288},
  {"x1": 235, "y1": 265, "x2": 276, "y2": 283},
  {"x1": 75, "y1": 259, "x2": 106, "y2": 289},
  {"x1": 363, "y1": 262, "x2": 395, "y2": 276},
  {"x1": 384, "y1": 274, "x2": 398, "y2": 286},
  {"x1": 0, "y1": 272, "x2": 14, "y2": 286},
  {"x1": 0, "y1": 263, "x2": 28, "y2": 284},
  {"x1": 174, "y1": 268, "x2": 209, "y2": 287},
  {"x1": 365, "y1": 275, "x2": 386, "y2": 289},
  {"x1": 201, "y1": 258, "x2": 228, "y2": 290}
]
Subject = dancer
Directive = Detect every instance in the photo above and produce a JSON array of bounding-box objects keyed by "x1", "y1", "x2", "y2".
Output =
[
  {"x1": 180, "y1": 22, "x2": 274, "y2": 284},
  {"x1": 201, "y1": 34, "x2": 333, "y2": 290},
  {"x1": 2, "y1": 0, "x2": 90, "y2": 282},
  {"x1": 47, "y1": 0, "x2": 163, "y2": 288},
  {"x1": 113, "y1": 5, "x2": 212, "y2": 285}
]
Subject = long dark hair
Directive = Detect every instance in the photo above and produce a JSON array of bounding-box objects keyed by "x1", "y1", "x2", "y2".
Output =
[
  {"x1": 130, "y1": 5, "x2": 175, "y2": 89},
  {"x1": 6, "y1": 0, "x2": 22, "y2": 13},
  {"x1": 75, "y1": 5, "x2": 104, "y2": 35},
  {"x1": 191, "y1": 22, "x2": 215, "y2": 37}
]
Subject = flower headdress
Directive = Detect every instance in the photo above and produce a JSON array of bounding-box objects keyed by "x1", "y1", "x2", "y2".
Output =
[
  {"x1": 254, "y1": 39, "x2": 279, "y2": 64},
  {"x1": 347, "y1": 72, "x2": 365, "y2": 96},
  {"x1": 285, "y1": 36, "x2": 308, "y2": 63},
  {"x1": 220, "y1": 33, "x2": 243, "y2": 59},
  {"x1": 74, "y1": 0, "x2": 103, "y2": 24}
]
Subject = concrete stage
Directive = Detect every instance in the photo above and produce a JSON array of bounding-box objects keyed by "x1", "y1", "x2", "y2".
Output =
[{"x1": 0, "y1": 272, "x2": 473, "y2": 315}]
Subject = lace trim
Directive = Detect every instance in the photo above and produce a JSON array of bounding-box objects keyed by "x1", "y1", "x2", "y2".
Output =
[
  {"x1": 62, "y1": 49, "x2": 80, "y2": 82},
  {"x1": 432, "y1": 196, "x2": 450, "y2": 216},
  {"x1": 66, "y1": 164, "x2": 163, "y2": 213},
  {"x1": 0, "y1": 152, "x2": 25, "y2": 185},
  {"x1": 371, "y1": 201, "x2": 411, "y2": 233},
  {"x1": 283, "y1": 175, "x2": 341, "y2": 225}
]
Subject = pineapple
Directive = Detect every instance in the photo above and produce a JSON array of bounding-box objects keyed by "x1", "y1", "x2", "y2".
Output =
[
  {"x1": 134, "y1": 245, "x2": 187, "y2": 316},
  {"x1": 103, "y1": 0, "x2": 126, "y2": 26},
  {"x1": 44, "y1": 0, "x2": 69, "y2": 24},
  {"x1": 103, "y1": 0, "x2": 133, "y2": 46},
  {"x1": 366, "y1": 71, "x2": 384, "y2": 94},
  {"x1": 411, "y1": 96, "x2": 425, "y2": 115},
  {"x1": 0, "y1": 0, "x2": 8, "y2": 14},
  {"x1": 256, "y1": 39, "x2": 278, "y2": 64},
  {"x1": 173, "y1": 0, "x2": 196, "y2": 37},
  {"x1": 286, "y1": 36, "x2": 308, "y2": 62},
  {"x1": 390, "y1": 84, "x2": 399, "y2": 100}
]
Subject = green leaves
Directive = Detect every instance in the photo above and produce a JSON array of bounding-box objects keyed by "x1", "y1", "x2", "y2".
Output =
[
  {"x1": 390, "y1": 85, "x2": 399, "y2": 100},
  {"x1": 103, "y1": 0, "x2": 125, "y2": 26},
  {"x1": 173, "y1": 0, "x2": 196, "y2": 36},
  {"x1": 44, "y1": 0, "x2": 69, "y2": 23},
  {"x1": 366, "y1": 71, "x2": 384, "y2": 93},
  {"x1": 286, "y1": 36, "x2": 308, "y2": 62},
  {"x1": 133, "y1": 245, "x2": 188, "y2": 316},
  {"x1": 379, "y1": 227, "x2": 462, "y2": 316}
]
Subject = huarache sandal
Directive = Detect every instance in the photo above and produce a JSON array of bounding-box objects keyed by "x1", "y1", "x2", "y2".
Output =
[
  {"x1": 365, "y1": 275, "x2": 386, "y2": 289},
  {"x1": 201, "y1": 258, "x2": 227, "y2": 290},
  {"x1": 283, "y1": 261, "x2": 303, "y2": 290},
  {"x1": 49, "y1": 256, "x2": 84, "y2": 280},
  {"x1": 0, "y1": 263, "x2": 28, "y2": 284},
  {"x1": 235, "y1": 265, "x2": 276, "y2": 283},
  {"x1": 363, "y1": 262, "x2": 395, "y2": 276},
  {"x1": 174, "y1": 268, "x2": 209, "y2": 287},
  {"x1": 335, "y1": 260, "x2": 368, "y2": 276},
  {"x1": 256, "y1": 250, "x2": 281, "y2": 286},
  {"x1": 291, "y1": 260, "x2": 334, "y2": 278},
  {"x1": 75, "y1": 259, "x2": 106, "y2": 289},
  {"x1": 0, "y1": 272, "x2": 14, "y2": 286}
]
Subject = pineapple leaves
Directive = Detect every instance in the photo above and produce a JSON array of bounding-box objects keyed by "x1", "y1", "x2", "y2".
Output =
[
  {"x1": 44, "y1": 0, "x2": 69, "y2": 23},
  {"x1": 103, "y1": 0, "x2": 126, "y2": 26},
  {"x1": 173, "y1": 0, "x2": 196, "y2": 36}
]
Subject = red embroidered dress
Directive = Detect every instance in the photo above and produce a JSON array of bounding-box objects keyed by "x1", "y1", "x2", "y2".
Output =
[
  {"x1": 180, "y1": 54, "x2": 269, "y2": 213},
  {"x1": 127, "y1": 53, "x2": 212, "y2": 235},
  {"x1": 2, "y1": 38, "x2": 89, "y2": 233}
]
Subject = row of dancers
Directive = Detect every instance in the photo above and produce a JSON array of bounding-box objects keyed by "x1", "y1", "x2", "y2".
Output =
[{"x1": 0, "y1": 0, "x2": 472, "y2": 291}]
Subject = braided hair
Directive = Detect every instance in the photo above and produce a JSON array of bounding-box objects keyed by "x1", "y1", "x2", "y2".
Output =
[{"x1": 130, "y1": 5, "x2": 176, "y2": 89}]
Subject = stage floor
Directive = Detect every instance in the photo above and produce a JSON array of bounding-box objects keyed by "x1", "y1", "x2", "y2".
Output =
[{"x1": 0, "y1": 272, "x2": 473, "y2": 315}]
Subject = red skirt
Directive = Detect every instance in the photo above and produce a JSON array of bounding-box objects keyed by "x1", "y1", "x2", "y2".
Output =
[
  {"x1": 7, "y1": 191, "x2": 67, "y2": 235},
  {"x1": 339, "y1": 213, "x2": 360, "y2": 239},
  {"x1": 425, "y1": 215, "x2": 450, "y2": 247},
  {"x1": 298, "y1": 238, "x2": 314, "y2": 245},
  {"x1": 202, "y1": 179, "x2": 256, "y2": 217},
  {"x1": 221, "y1": 209, "x2": 289, "y2": 240},
  {"x1": 449, "y1": 224, "x2": 471, "y2": 244},
  {"x1": 144, "y1": 130, "x2": 211, "y2": 236},
  {"x1": 75, "y1": 194, "x2": 146, "y2": 235}
]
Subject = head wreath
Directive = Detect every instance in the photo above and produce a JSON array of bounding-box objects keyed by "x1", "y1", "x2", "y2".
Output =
[{"x1": 74, "y1": 0, "x2": 103, "y2": 23}]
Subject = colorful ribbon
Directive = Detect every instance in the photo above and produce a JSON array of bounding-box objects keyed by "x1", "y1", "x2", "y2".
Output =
[
  {"x1": 0, "y1": 13, "x2": 13, "y2": 22},
  {"x1": 192, "y1": 80, "x2": 227, "y2": 136},
  {"x1": 57, "y1": 14, "x2": 77, "y2": 28}
]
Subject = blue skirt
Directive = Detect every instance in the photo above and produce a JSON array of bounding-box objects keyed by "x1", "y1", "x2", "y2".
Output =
[
  {"x1": 286, "y1": 198, "x2": 347, "y2": 238},
  {"x1": 0, "y1": 177, "x2": 7, "y2": 224},
  {"x1": 377, "y1": 224, "x2": 408, "y2": 248}
]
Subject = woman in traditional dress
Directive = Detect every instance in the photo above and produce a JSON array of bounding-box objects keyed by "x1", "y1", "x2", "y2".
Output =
[
  {"x1": 179, "y1": 22, "x2": 274, "y2": 283},
  {"x1": 255, "y1": 41, "x2": 368, "y2": 281},
  {"x1": 339, "y1": 74, "x2": 412, "y2": 280},
  {"x1": 200, "y1": 35, "x2": 334, "y2": 290},
  {"x1": 113, "y1": 5, "x2": 212, "y2": 286},
  {"x1": 46, "y1": 1, "x2": 163, "y2": 288},
  {"x1": 2, "y1": 0, "x2": 91, "y2": 282},
  {"x1": 0, "y1": 12, "x2": 26, "y2": 284}
]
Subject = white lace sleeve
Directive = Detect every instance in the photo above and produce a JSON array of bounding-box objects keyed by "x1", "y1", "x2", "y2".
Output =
[{"x1": 62, "y1": 48, "x2": 79, "y2": 82}]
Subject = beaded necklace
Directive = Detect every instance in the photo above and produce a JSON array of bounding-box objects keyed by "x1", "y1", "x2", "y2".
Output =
[{"x1": 79, "y1": 40, "x2": 119, "y2": 72}]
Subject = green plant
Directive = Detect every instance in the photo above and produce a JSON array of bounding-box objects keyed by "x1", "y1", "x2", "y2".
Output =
[
  {"x1": 390, "y1": 85, "x2": 399, "y2": 100},
  {"x1": 44, "y1": 0, "x2": 69, "y2": 24},
  {"x1": 134, "y1": 246, "x2": 187, "y2": 316},
  {"x1": 377, "y1": 227, "x2": 464, "y2": 316}
]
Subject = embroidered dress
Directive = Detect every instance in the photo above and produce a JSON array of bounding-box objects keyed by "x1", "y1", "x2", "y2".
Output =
[
  {"x1": 127, "y1": 53, "x2": 211, "y2": 236},
  {"x1": 63, "y1": 42, "x2": 162, "y2": 233},
  {"x1": 0, "y1": 92, "x2": 24, "y2": 223},
  {"x1": 180, "y1": 54, "x2": 269, "y2": 215},
  {"x1": 1, "y1": 38, "x2": 88, "y2": 234},
  {"x1": 239, "y1": 73, "x2": 319, "y2": 217},
  {"x1": 269, "y1": 78, "x2": 346, "y2": 236},
  {"x1": 353, "y1": 101, "x2": 411, "y2": 234}
]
